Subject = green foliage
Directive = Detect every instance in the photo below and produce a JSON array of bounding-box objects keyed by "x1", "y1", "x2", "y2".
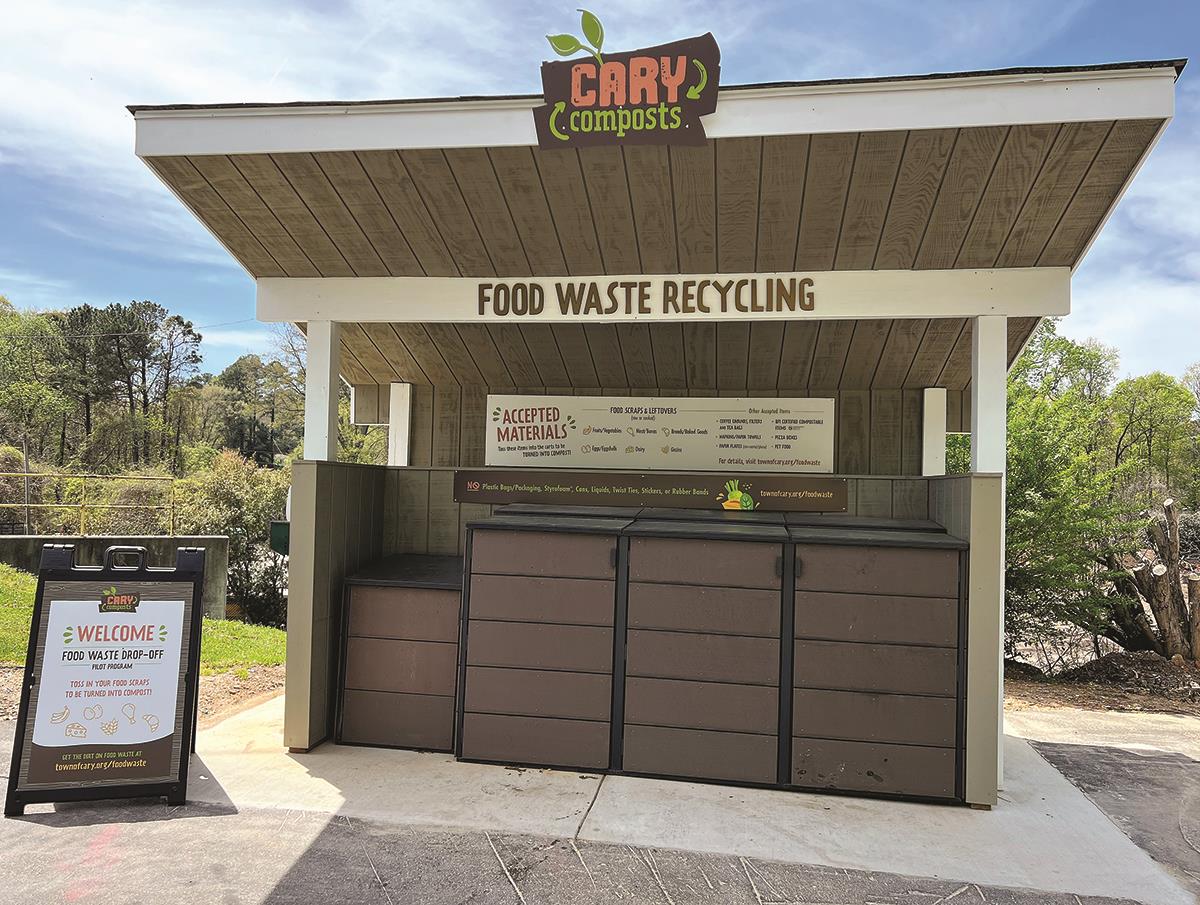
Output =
[
  {"x1": 175, "y1": 451, "x2": 290, "y2": 626},
  {"x1": 945, "y1": 434, "x2": 970, "y2": 474},
  {"x1": 0, "y1": 562, "x2": 284, "y2": 670},
  {"x1": 0, "y1": 563, "x2": 37, "y2": 662},
  {"x1": 1003, "y1": 320, "x2": 1200, "y2": 651}
]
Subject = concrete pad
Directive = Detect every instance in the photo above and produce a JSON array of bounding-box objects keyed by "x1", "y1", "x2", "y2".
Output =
[
  {"x1": 191, "y1": 695, "x2": 602, "y2": 838},
  {"x1": 1007, "y1": 707, "x2": 1200, "y2": 759},
  {"x1": 577, "y1": 735, "x2": 1192, "y2": 905}
]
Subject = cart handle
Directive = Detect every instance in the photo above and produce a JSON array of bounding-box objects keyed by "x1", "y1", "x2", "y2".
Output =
[{"x1": 103, "y1": 545, "x2": 149, "y2": 571}]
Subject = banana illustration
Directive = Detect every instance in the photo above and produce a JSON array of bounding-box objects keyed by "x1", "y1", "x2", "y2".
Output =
[{"x1": 50, "y1": 706, "x2": 69, "y2": 724}]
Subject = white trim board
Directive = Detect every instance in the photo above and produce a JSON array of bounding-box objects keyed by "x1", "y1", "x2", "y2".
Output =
[
  {"x1": 256, "y1": 268, "x2": 1070, "y2": 325},
  {"x1": 132, "y1": 66, "x2": 1176, "y2": 157}
]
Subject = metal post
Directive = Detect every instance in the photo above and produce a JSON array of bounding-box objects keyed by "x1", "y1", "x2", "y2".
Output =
[
  {"x1": 21, "y1": 436, "x2": 30, "y2": 534},
  {"x1": 80, "y1": 476, "x2": 86, "y2": 535}
]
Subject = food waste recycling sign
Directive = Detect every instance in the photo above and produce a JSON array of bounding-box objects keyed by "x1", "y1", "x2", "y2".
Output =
[{"x1": 29, "y1": 596, "x2": 184, "y2": 784}]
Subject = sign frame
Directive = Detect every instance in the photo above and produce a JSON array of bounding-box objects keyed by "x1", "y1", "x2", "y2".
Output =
[{"x1": 4, "y1": 544, "x2": 206, "y2": 817}]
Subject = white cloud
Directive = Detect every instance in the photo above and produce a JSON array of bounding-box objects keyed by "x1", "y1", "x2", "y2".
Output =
[{"x1": 200, "y1": 327, "x2": 275, "y2": 351}]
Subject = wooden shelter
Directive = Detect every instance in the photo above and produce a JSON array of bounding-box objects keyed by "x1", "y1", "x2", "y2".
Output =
[{"x1": 131, "y1": 59, "x2": 1182, "y2": 807}]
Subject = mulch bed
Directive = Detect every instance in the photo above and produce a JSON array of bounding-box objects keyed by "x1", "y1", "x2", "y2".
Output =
[
  {"x1": 0, "y1": 663, "x2": 285, "y2": 725},
  {"x1": 1005, "y1": 651, "x2": 1200, "y2": 717}
]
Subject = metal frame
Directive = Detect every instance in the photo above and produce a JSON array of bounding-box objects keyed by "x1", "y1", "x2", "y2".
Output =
[{"x1": 5, "y1": 544, "x2": 205, "y2": 817}]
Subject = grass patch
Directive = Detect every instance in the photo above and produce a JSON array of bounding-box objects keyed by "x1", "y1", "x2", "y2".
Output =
[
  {"x1": 198, "y1": 618, "x2": 286, "y2": 674},
  {"x1": 0, "y1": 563, "x2": 37, "y2": 663},
  {"x1": 0, "y1": 563, "x2": 285, "y2": 673}
]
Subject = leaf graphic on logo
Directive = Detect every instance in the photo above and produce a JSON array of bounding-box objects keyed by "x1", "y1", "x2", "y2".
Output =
[
  {"x1": 62, "y1": 627, "x2": 73, "y2": 645},
  {"x1": 578, "y1": 9, "x2": 603, "y2": 51},
  {"x1": 547, "y1": 33, "x2": 583, "y2": 56},
  {"x1": 159, "y1": 624, "x2": 168, "y2": 641}
]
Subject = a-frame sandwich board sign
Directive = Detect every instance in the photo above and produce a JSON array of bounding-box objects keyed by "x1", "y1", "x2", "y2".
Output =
[{"x1": 5, "y1": 544, "x2": 205, "y2": 816}]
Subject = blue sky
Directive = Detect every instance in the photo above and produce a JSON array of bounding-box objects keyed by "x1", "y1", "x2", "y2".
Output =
[{"x1": 1, "y1": 0, "x2": 1196, "y2": 376}]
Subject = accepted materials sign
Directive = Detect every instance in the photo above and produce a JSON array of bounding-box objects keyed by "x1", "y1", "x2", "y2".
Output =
[
  {"x1": 534, "y1": 10, "x2": 720, "y2": 149},
  {"x1": 485, "y1": 394, "x2": 836, "y2": 474}
]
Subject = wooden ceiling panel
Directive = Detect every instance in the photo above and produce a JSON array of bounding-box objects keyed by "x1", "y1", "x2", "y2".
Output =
[
  {"x1": 681, "y1": 323, "x2": 716, "y2": 389},
  {"x1": 550, "y1": 323, "x2": 599, "y2": 387},
  {"x1": 232, "y1": 152, "x2": 353, "y2": 276},
  {"x1": 796, "y1": 133, "x2": 857, "y2": 270},
  {"x1": 808, "y1": 320, "x2": 855, "y2": 386},
  {"x1": 716, "y1": 137, "x2": 762, "y2": 272},
  {"x1": 649, "y1": 325, "x2": 688, "y2": 389},
  {"x1": 995, "y1": 121, "x2": 1113, "y2": 267},
  {"x1": 423, "y1": 323, "x2": 486, "y2": 385},
  {"x1": 188, "y1": 155, "x2": 318, "y2": 277},
  {"x1": 487, "y1": 325, "x2": 542, "y2": 386},
  {"x1": 358, "y1": 322, "x2": 429, "y2": 384},
  {"x1": 341, "y1": 323, "x2": 400, "y2": 383},
  {"x1": 716, "y1": 322, "x2": 751, "y2": 388},
  {"x1": 777, "y1": 321, "x2": 819, "y2": 389},
  {"x1": 521, "y1": 323, "x2": 570, "y2": 385},
  {"x1": 337, "y1": 340, "x2": 373, "y2": 385},
  {"x1": 313, "y1": 151, "x2": 423, "y2": 276},
  {"x1": 839, "y1": 320, "x2": 893, "y2": 388},
  {"x1": 905, "y1": 318, "x2": 965, "y2": 386},
  {"x1": 401, "y1": 149, "x2": 494, "y2": 276},
  {"x1": 625, "y1": 145, "x2": 679, "y2": 273},
  {"x1": 835, "y1": 131, "x2": 906, "y2": 270},
  {"x1": 874, "y1": 129, "x2": 956, "y2": 269},
  {"x1": 756, "y1": 135, "x2": 808, "y2": 272},
  {"x1": 954, "y1": 124, "x2": 1058, "y2": 268},
  {"x1": 872, "y1": 319, "x2": 928, "y2": 387},
  {"x1": 454, "y1": 323, "x2": 514, "y2": 386},
  {"x1": 489, "y1": 147, "x2": 567, "y2": 275},
  {"x1": 147, "y1": 157, "x2": 284, "y2": 277},
  {"x1": 444, "y1": 148, "x2": 530, "y2": 276},
  {"x1": 578, "y1": 146, "x2": 641, "y2": 272},
  {"x1": 582, "y1": 324, "x2": 629, "y2": 386},
  {"x1": 915, "y1": 127, "x2": 1007, "y2": 269},
  {"x1": 747, "y1": 322, "x2": 785, "y2": 390},
  {"x1": 270, "y1": 153, "x2": 389, "y2": 276},
  {"x1": 1039, "y1": 118, "x2": 1162, "y2": 266},
  {"x1": 392, "y1": 324, "x2": 457, "y2": 385},
  {"x1": 936, "y1": 320, "x2": 974, "y2": 390},
  {"x1": 533, "y1": 150, "x2": 604, "y2": 274},
  {"x1": 615, "y1": 324, "x2": 656, "y2": 387},
  {"x1": 356, "y1": 150, "x2": 457, "y2": 275},
  {"x1": 670, "y1": 143, "x2": 717, "y2": 272}
]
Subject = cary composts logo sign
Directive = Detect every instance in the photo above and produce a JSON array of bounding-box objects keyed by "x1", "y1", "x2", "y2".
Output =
[{"x1": 533, "y1": 10, "x2": 720, "y2": 149}]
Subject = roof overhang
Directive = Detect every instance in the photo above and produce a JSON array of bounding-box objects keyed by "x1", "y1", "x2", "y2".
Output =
[
  {"x1": 131, "y1": 61, "x2": 1180, "y2": 157},
  {"x1": 129, "y1": 60, "x2": 1181, "y2": 393}
]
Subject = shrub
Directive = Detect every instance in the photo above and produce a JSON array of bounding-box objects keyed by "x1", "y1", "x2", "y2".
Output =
[{"x1": 175, "y1": 451, "x2": 289, "y2": 626}]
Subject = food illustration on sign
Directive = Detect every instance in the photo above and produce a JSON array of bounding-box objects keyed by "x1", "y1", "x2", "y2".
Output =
[
  {"x1": 122, "y1": 702, "x2": 136, "y2": 724},
  {"x1": 143, "y1": 714, "x2": 160, "y2": 733},
  {"x1": 101, "y1": 719, "x2": 118, "y2": 736},
  {"x1": 50, "y1": 706, "x2": 69, "y2": 724},
  {"x1": 64, "y1": 723, "x2": 87, "y2": 739},
  {"x1": 83, "y1": 704, "x2": 103, "y2": 721},
  {"x1": 718, "y1": 479, "x2": 755, "y2": 510}
]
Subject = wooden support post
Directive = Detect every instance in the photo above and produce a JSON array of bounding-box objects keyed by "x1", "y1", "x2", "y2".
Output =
[
  {"x1": 387, "y1": 383, "x2": 412, "y2": 467},
  {"x1": 971, "y1": 315, "x2": 1007, "y2": 789},
  {"x1": 922, "y1": 388, "x2": 948, "y2": 476},
  {"x1": 303, "y1": 321, "x2": 341, "y2": 462}
]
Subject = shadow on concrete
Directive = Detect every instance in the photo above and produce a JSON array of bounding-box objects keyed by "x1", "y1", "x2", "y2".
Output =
[
  {"x1": 8, "y1": 754, "x2": 237, "y2": 828},
  {"x1": 256, "y1": 814, "x2": 1146, "y2": 905},
  {"x1": 1033, "y1": 740, "x2": 1200, "y2": 900}
]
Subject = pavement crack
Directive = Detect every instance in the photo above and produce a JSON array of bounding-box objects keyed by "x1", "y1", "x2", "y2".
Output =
[
  {"x1": 574, "y1": 773, "x2": 605, "y2": 839},
  {"x1": 740, "y1": 856, "x2": 765, "y2": 905},
  {"x1": 569, "y1": 838, "x2": 596, "y2": 887},
  {"x1": 486, "y1": 831, "x2": 527, "y2": 905},
  {"x1": 346, "y1": 818, "x2": 394, "y2": 905}
]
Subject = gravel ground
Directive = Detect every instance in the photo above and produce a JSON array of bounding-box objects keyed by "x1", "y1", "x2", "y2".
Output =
[{"x1": 0, "y1": 663, "x2": 285, "y2": 724}]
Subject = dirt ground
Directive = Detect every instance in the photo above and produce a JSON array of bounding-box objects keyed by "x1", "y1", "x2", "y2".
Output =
[
  {"x1": 1006, "y1": 675, "x2": 1200, "y2": 717},
  {"x1": 0, "y1": 663, "x2": 285, "y2": 724}
]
